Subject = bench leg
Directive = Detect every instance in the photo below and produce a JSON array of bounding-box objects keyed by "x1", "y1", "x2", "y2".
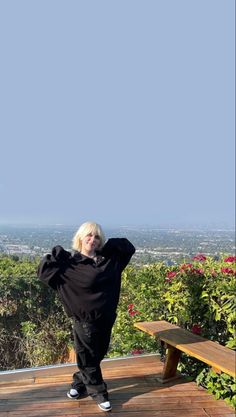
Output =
[{"x1": 159, "y1": 344, "x2": 181, "y2": 383}]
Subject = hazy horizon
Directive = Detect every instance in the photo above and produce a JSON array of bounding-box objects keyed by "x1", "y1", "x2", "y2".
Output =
[{"x1": 0, "y1": 221, "x2": 234, "y2": 232}]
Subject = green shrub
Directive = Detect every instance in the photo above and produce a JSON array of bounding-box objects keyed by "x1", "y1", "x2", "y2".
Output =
[
  {"x1": 0, "y1": 256, "x2": 73, "y2": 369},
  {"x1": 21, "y1": 317, "x2": 72, "y2": 366},
  {"x1": 196, "y1": 369, "x2": 236, "y2": 408}
]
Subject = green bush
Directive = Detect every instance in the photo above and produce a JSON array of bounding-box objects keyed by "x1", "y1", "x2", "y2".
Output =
[
  {"x1": 196, "y1": 369, "x2": 236, "y2": 408},
  {"x1": 21, "y1": 317, "x2": 72, "y2": 366},
  {"x1": 0, "y1": 256, "x2": 72, "y2": 369}
]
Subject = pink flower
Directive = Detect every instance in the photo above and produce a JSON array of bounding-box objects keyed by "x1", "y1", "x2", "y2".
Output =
[
  {"x1": 221, "y1": 267, "x2": 236, "y2": 275},
  {"x1": 191, "y1": 324, "x2": 202, "y2": 335},
  {"x1": 180, "y1": 263, "x2": 193, "y2": 271},
  {"x1": 128, "y1": 304, "x2": 141, "y2": 316},
  {"x1": 193, "y1": 268, "x2": 204, "y2": 275},
  {"x1": 131, "y1": 348, "x2": 144, "y2": 355},
  {"x1": 129, "y1": 310, "x2": 140, "y2": 316},
  {"x1": 192, "y1": 254, "x2": 207, "y2": 261},
  {"x1": 166, "y1": 271, "x2": 177, "y2": 279},
  {"x1": 165, "y1": 271, "x2": 177, "y2": 283},
  {"x1": 224, "y1": 256, "x2": 236, "y2": 263}
]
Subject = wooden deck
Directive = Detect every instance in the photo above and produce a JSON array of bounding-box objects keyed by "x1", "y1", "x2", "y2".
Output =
[{"x1": 0, "y1": 354, "x2": 234, "y2": 417}]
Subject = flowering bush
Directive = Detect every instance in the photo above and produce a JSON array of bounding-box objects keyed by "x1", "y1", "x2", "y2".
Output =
[
  {"x1": 110, "y1": 254, "x2": 236, "y2": 407},
  {"x1": 111, "y1": 254, "x2": 236, "y2": 354}
]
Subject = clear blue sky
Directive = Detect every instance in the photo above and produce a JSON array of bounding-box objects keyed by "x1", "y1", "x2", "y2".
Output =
[{"x1": 0, "y1": 0, "x2": 235, "y2": 228}]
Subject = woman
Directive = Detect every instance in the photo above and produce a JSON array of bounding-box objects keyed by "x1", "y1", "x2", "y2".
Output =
[{"x1": 37, "y1": 221, "x2": 135, "y2": 412}]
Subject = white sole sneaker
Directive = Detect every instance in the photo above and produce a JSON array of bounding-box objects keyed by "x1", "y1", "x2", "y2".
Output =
[
  {"x1": 67, "y1": 388, "x2": 87, "y2": 400},
  {"x1": 67, "y1": 390, "x2": 80, "y2": 399},
  {"x1": 98, "y1": 401, "x2": 112, "y2": 412}
]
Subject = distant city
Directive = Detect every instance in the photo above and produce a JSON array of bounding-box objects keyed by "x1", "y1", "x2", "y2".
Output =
[{"x1": 0, "y1": 224, "x2": 235, "y2": 265}]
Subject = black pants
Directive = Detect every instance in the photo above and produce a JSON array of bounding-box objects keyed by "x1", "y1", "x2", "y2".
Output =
[{"x1": 71, "y1": 315, "x2": 115, "y2": 401}]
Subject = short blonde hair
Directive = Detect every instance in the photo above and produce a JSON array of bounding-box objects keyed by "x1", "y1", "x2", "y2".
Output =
[{"x1": 72, "y1": 221, "x2": 106, "y2": 252}]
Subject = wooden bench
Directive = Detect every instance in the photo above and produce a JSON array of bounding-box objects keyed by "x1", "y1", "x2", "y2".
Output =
[{"x1": 134, "y1": 320, "x2": 236, "y2": 383}]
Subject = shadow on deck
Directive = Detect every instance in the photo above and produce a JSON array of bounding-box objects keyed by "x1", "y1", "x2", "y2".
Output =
[{"x1": 0, "y1": 354, "x2": 234, "y2": 417}]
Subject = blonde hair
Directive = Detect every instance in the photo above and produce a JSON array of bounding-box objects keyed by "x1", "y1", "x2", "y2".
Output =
[{"x1": 72, "y1": 221, "x2": 106, "y2": 252}]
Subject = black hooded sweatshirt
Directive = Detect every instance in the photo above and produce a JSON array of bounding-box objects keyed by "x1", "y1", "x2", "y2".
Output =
[{"x1": 38, "y1": 238, "x2": 135, "y2": 322}]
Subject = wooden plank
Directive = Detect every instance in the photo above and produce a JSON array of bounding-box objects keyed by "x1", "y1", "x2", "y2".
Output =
[
  {"x1": 0, "y1": 378, "x2": 36, "y2": 386},
  {"x1": 109, "y1": 397, "x2": 221, "y2": 404},
  {"x1": 134, "y1": 321, "x2": 236, "y2": 377},
  {"x1": 206, "y1": 415, "x2": 235, "y2": 417},
  {"x1": 205, "y1": 404, "x2": 235, "y2": 416},
  {"x1": 102, "y1": 353, "x2": 160, "y2": 368}
]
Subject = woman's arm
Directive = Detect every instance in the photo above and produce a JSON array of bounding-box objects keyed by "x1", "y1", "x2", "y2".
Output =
[
  {"x1": 100, "y1": 238, "x2": 135, "y2": 270},
  {"x1": 37, "y1": 245, "x2": 71, "y2": 289}
]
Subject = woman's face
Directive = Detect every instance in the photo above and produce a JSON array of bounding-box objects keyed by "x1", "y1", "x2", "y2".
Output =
[{"x1": 81, "y1": 232, "x2": 101, "y2": 256}]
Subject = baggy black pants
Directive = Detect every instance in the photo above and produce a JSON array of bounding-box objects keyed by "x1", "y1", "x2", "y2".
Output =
[{"x1": 71, "y1": 315, "x2": 115, "y2": 401}]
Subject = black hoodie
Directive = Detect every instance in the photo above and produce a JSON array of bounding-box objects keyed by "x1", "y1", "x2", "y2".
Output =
[{"x1": 37, "y1": 238, "x2": 135, "y2": 322}]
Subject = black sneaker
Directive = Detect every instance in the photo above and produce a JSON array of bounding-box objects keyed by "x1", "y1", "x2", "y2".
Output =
[
  {"x1": 67, "y1": 387, "x2": 87, "y2": 400},
  {"x1": 97, "y1": 400, "x2": 112, "y2": 412}
]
